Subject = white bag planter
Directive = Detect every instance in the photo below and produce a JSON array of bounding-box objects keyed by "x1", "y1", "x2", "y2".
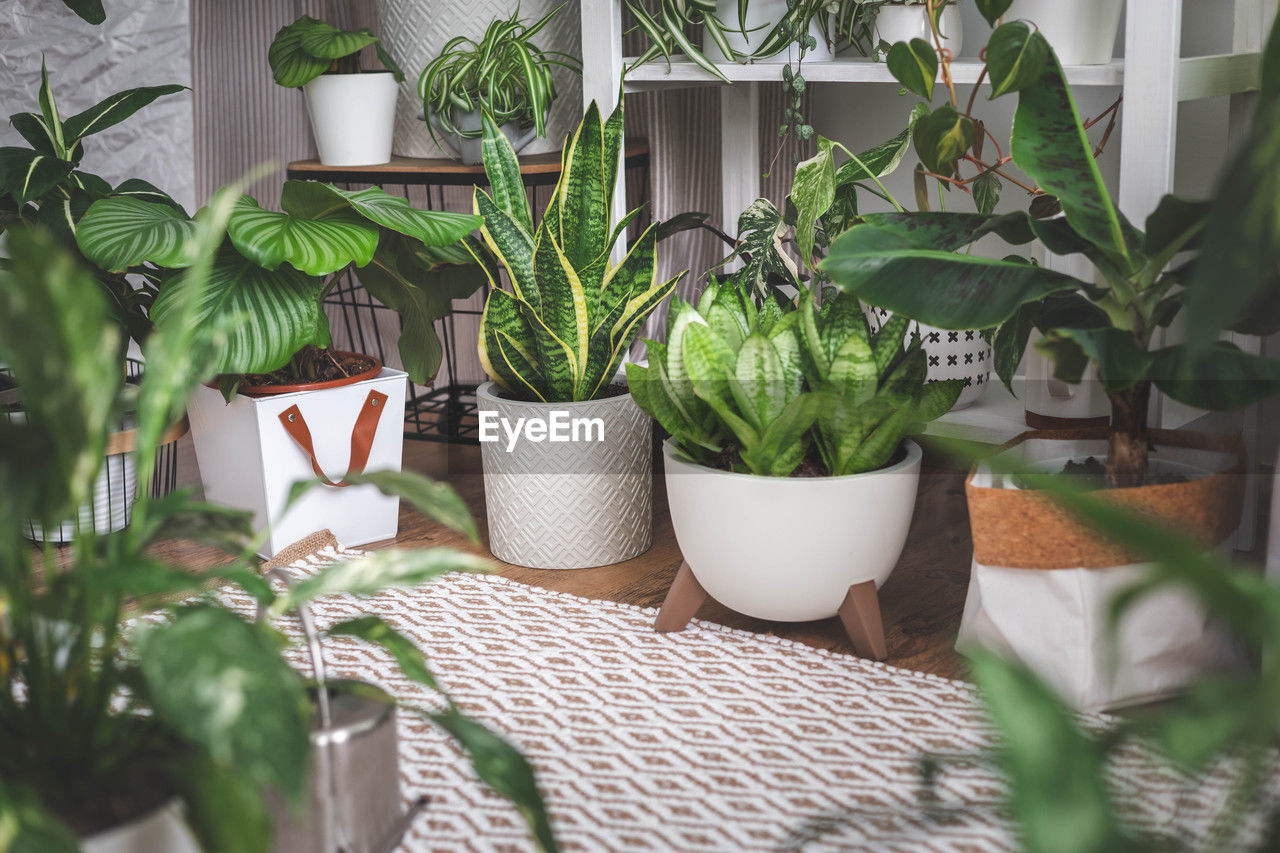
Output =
[
  {"x1": 875, "y1": 4, "x2": 964, "y2": 57},
  {"x1": 663, "y1": 440, "x2": 921, "y2": 622},
  {"x1": 709, "y1": 0, "x2": 834, "y2": 62},
  {"x1": 1005, "y1": 0, "x2": 1124, "y2": 65},
  {"x1": 303, "y1": 72, "x2": 399, "y2": 167},
  {"x1": 958, "y1": 431, "x2": 1245, "y2": 711},
  {"x1": 1024, "y1": 331, "x2": 1111, "y2": 427},
  {"x1": 476, "y1": 381, "x2": 653, "y2": 569},
  {"x1": 188, "y1": 367, "x2": 408, "y2": 558},
  {"x1": 81, "y1": 801, "x2": 199, "y2": 853}
]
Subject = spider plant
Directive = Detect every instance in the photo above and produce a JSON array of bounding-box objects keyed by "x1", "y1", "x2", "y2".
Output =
[{"x1": 418, "y1": 5, "x2": 581, "y2": 147}]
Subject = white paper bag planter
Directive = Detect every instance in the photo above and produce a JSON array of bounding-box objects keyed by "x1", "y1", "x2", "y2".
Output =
[
  {"x1": 958, "y1": 429, "x2": 1246, "y2": 711},
  {"x1": 656, "y1": 439, "x2": 923, "y2": 660},
  {"x1": 303, "y1": 72, "x2": 399, "y2": 167},
  {"x1": 188, "y1": 363, "x2": 408, "y2": 558},
  {"x1": 476, "y1": 381, "x2": 653, "y2": 570}
]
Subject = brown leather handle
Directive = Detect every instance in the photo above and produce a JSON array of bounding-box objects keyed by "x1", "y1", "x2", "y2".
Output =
[{"x1": 277, "y1": 389, "x2": 389, "y2": 488}]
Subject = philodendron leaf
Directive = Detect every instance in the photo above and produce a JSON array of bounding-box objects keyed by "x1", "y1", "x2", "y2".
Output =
[
  {"x1": 280, "y1": 181, "x2": 481, "y2": 247},
  {"x1": 985, "y1": 22, "x2": 1050, "y2": 98},
  {"x1": 62, "y1": 84, "x2": 186, "y2": 146},
  {"x1": 791, "y1": 136, "x2": 836, "y2": 265},
  {"x1": 228, "y1": 195, "x2": 378, "y2": 275},
  {"x1": 139, "y1": 606, "x2": 313, "y2": 799},
  {"x1": 912, "y1": 106, "x2": 976, "y2": 175},
  {"x1": 76, "y1": 196, "x2": 199, "y2": 271},
  {"x1": 274, "y1": 548, "x2": 493, "y2": 613},
  {"x1": 429, "y1": 708, "x2": 559, "y2": 853},
  {"x1": 975, "y1": 0, "x2": 1013, "y2": 27},
  {"x1": 972, "y1": 171, "x2": 1002, "y2": 215},
  {"x1": 150, "y1": 246, "x2": 327, "y2": 375},
  {"x1": 887, "y1": 38, "x2": 937, "y2": 100}
]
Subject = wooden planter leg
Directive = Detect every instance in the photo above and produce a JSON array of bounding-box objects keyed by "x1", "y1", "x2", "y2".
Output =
[
  {"x1": 838, "y1": 581, "x2": 888, "y2": 661},
  {"x1": 654, "y1": 561, "x2": 707, "y2": 633}
]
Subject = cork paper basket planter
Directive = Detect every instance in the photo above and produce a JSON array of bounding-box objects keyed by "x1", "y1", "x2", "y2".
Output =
[
  {"x1": 957, "y1": 428, "x2": 1246, "y2": 712},
  {"x1": 187, "y1": 360, "x2": 408, "y2": 559},
  {"x1": 476, "y1": 381, "x2": 653, "y2": 570}
]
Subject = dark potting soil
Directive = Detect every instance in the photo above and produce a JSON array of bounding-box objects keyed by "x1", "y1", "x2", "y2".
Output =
[
  {"x1": 699, "y1": 443, "x2": 909, "y2": 478},
  {"x1": 1013, "y1": 456, "x2": 1191, "y2": 491},
  {"x1": 232, "y1": 349, "x2": 377, "y2": 389},
  {"x1": 48, "y1": 744, "x2": 180, "y2": 838},
  {"x1": 496, "y1": 382, "x2": 630, "y2": 403}
]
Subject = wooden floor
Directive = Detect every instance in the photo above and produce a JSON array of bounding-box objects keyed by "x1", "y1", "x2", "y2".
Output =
[{"x1": 165, "y1": 437, "x2": 975, "y2": 681}]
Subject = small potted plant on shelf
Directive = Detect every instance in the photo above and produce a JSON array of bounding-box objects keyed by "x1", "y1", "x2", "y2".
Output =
[
  {"x1": 0, "y1": 209, "x2": 555, "y2": 852},
  {"x1": 269, "y1": 16, "x2": 406, "y2": 167},
  {"x1": 629, "y1": 277, "x2": 960, "y2": 660},
  {"x1": 864, "y1": 0, "x2": 963, "y2": 57},
  {"x1": 822, "y1": 12, "x2": 1280, "y2": 708},
  {"x1": 75, "y1": 179, "x2": 483, "y2": 557},
  {"x1": 419, "y1": 5, "x2": 581, "y2": 165},
  {"x1": 471, "y1": 100, "x2": 682, "y2": 570},
  {"x1": 1004, "y1": 0, "x2": 1124, "y2": 65}
]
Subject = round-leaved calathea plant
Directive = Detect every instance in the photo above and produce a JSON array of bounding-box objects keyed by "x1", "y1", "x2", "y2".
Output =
[
  {"x1": 627, "y1": 276, "x2": 961, "y2": 477},
  {"x1": 471, "y1": 99, "x2": 683, "y2": 403}
]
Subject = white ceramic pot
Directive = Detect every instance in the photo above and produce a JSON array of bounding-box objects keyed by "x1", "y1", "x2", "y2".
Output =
[
  {"x1": 1023, "y1": 331, "x2": 1111, "y2": 427},
  {"x1": 864, "y1": 307, "x2": 991, "y2": 411},
  {"x1": 477, "y1": 381, "x2": 653, "y2": 569},
  {"x1": 81, "y1": 801, "x2": 199, "y2": 853},
  {"x1": 302, "y1": 72, "x2": 399, "y2": 167},
  {"x1": 376, "y1": 0, "x2": 582, "y2": 158},
  {"x1": 1005, "y1": 0, "x2": 1124, "y2": 65},
  {"x1": 663, "y1": 439, "x2": 921, "y2": 622},
  {"x1": 875, "y1": 3, "x2": 964, "y2": 56},
  {"x1": 708, "y1": 0, "x2": 834, "y2": 62},
  {"x1": 427, "y1": 108, "x2": 537, "y2": 165}
]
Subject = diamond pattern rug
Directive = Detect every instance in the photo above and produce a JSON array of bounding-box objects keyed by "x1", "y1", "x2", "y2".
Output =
[{"x1": 232, "y1": 533, "x2": 1272, "y2": 852}]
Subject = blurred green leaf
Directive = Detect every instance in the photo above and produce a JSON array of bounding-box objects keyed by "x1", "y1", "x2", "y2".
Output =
[
  {"x1": 175, "y1": 750, "x2": 273, "y2": 853},
  {"x1": 0, "y1": 777, "x2": 78, "y2": 853},
  {"x1": 274, "y1": 548, "x2": 492, "y2": 613},
  {"x1": 327, "y1": 616, "x2": 441, "y2": 691}
]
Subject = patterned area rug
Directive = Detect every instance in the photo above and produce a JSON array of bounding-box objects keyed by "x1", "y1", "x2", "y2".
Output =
[{"x1": 234, "y1": 533, "x2": 1269, "y2": 852}]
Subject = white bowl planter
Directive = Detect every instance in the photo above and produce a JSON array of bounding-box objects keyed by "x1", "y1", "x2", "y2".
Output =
[
  {"x1": 303, "y1": 72, "x2": 399, "y2": 167},
  {"x1": 1005, "y1": 0, "x2": 1124, "y2": 65},
  {"x1": 476, "y1": 381, "x2": 653, "y2": 569},
  {"x1": 658, "y1": 440, "x2": 922, "y2": 659},
  {"x1": 959, "y1": 430, "x2": 1245, "y2": 711},
  {"x1": 187, "y1": 364, "x2": 408, "y2": 558},
  {"x1": 81, "y1": 801, "x2": 199, "y2": 853},
  {"x1": 875, "y1": 3, "x2": 964, "y2": 56},
  {"x1": 427, "y1": 107, "x2": 537, "y2": 165},
  {"x1": 708, "y1": 0, "x2": 834, "y2": 62}
]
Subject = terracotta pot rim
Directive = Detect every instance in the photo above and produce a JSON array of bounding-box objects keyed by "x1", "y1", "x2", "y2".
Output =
[{"x1": 215, "y1": 353, "x2": 384, "y2": 397}]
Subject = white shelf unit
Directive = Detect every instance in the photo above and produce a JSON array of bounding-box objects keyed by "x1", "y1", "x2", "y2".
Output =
[{"x1": 582, "y1": 0, "x2": 1272, "y2": 448}]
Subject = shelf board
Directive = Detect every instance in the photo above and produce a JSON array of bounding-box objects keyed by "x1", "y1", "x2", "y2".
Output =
[
  {"x1": 926, "y1": 377, "x2": 1027, "y2": 447},
  {"x1": 623, "y1": 56, "x2": 1126, "y2": 91}
]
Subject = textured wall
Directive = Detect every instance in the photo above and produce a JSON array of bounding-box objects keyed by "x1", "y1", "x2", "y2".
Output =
[{"x1": 0, "y1": 0, "x2": 194, "y2": 211}]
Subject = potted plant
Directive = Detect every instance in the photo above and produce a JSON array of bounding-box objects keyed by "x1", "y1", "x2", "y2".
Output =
[
  {"x1": 75, "y1": 179, "x2": 483, "y2": 557},
  {"x1": 0, "y1": 208, "x2": 555, "y2": 851},
  {"x1": 419, "y1": 5, "x2": 581, "y2": 165},
  {"x1": 822, "y1": 15, "x2": 1280, "y2": 707},
  {"x1": 471, "y1": 101, "x2": 681, "y2": 569},
  {"x1": 629, "y1": 276, "x2": 960, "y2": 660},
  {"x1": 1004, "y1": 0, "x2": 1124, "y2": 66},
  {"x1": 268, "y1": 16, "x2": 406, "y2": 167},
  {"x1": 863, "y1": 0, "x2": 963, "y2": 57}
]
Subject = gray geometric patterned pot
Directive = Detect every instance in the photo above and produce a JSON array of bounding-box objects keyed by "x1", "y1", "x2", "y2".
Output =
[{"x1": 476, "y1": 381, "x2": 653, "y2": 569}]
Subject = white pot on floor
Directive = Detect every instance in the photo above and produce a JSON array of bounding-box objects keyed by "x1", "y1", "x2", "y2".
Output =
[
  {"x1": 477, "y1": 381, "x2": 653, "y2": 569},
  {"x1": 1005, "y1": 0, "x2": 1124, "y2": 65},
  {"x1": 303, "y1": 72, "x2": 399, "y2": 167},
  {"x1": 663, "y1": 439, "x2": 921, "y2": 622},
  {"x1": 875, "y1": 4, "x2": 964, "y2": 56},
  {"x1": 81, "y1": 801, "x2": 199, "y2": 853},
  {"x1": 708, "y1": 0, "x2": 834, "y2": 62}
]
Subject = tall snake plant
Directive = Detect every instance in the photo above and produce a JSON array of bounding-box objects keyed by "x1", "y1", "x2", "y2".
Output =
[{"x1": 472, "y1": 99, "x2": 682, "y2": 403}]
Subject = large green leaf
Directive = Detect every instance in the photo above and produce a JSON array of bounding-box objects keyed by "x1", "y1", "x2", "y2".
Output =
[
  {"x1": 912, "y1": 105, "x2": 976, "y2": 175},
  {"x1": 280, "y1": 181, "x2": 481, "y2": 247},
  {"x1": 480, "y1": 111, "x2": 534, "y2": 235},
  {"x1": 556, "y1": 102, "x2": 609, "y2": 271},
  {"x1": 1011, "y1": 53, "x2": 1133, "y2": 266},
  {"x1": 792, "y1": 137, "x2": 835, "y2": 264},
  {"x1": 139, "y1": 606, "x2": 313, "y2": 798},
  {"x1": 1036, "y1": 326, "x2": 1151, "y2": 392},
  {"x1": 227, "y1": 195, "x2": 378, "y2": 275},
  {"x1": 822, "y1": 213, "x2": 1085, "y2": 328},
  {"x1": 354, "y1": 237, "x2": 448, "y2": 384},
  {"x1": 294, "y1": 18, "x2": 378, "y2": 60},
  {"x1": 150, "y1": 246, "x2": 327, "y2": 375},
  {"x1": 60, "y1": 0, "x2": 105, "y2": 24},
  {"x1": 1152, "y1": 342, "x2": 1280, "y2": 411},
  {"x1": 176, "y1": 752, "x2": 274, "y2": 853},
  {"x1": 76, "y1": 196, "x2": 199, "y2": 271},
  {"x1": 886, "y1": 38, "x2": 937, "y2": 100},
  {"x1": 267, "y1": 17, "x2": 332, "y2": 88},
  {"x1": 0, "y1": 147, "x2": 73, "y2": 206},
  {"x1": 274, "y1": 548, "x2": 493, "y2": 613},
  {"x1": 62, "y1": 84, "x2": 186, "y2": 146},
  {"x1": 986, "y1": 22, "x2": 1049, "y2": 98}
]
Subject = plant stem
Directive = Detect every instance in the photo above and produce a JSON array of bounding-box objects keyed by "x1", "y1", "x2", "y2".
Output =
[{"x1": 1106, "y1": 381, "x2": 1151, "y2": 487}]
